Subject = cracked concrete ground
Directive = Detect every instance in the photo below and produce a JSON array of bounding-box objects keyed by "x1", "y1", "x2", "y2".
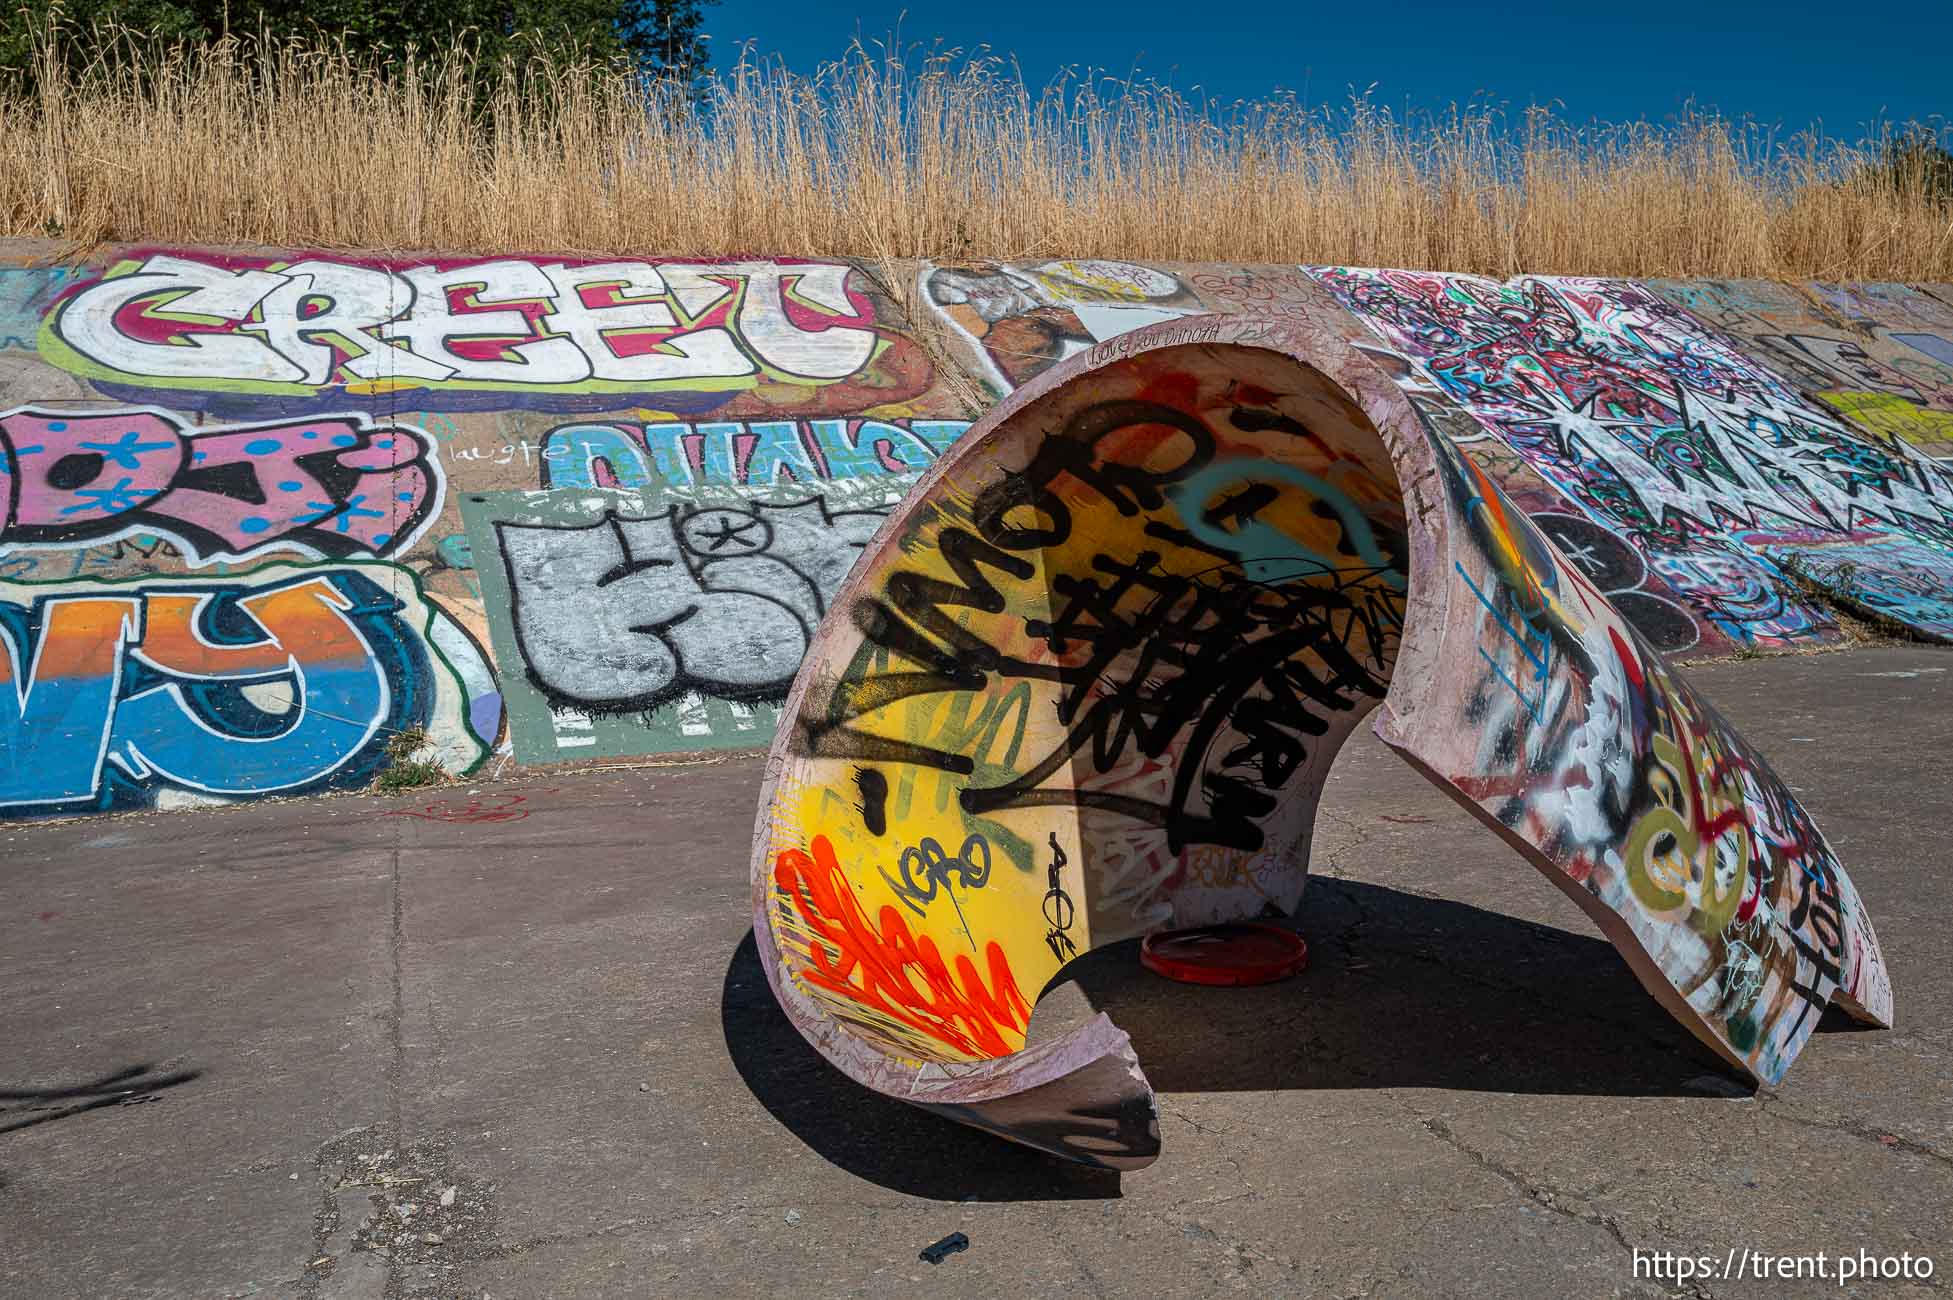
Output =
[{"x1": 1, "y1": 645, "x2": 1949, "y2": 1299}]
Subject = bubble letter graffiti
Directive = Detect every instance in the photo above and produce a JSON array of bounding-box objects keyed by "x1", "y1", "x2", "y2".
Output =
[
  {"x1": 0, "y1": 407, "x2": 440, "y2": 563},
  {"x1": 496, "y1": 496, "x2": 886, "y2": 714},
  {"x1": 0, "y1": 564, "x2": 494, "y2": 818},
  {"x1": 41, "y1": 252, "x2": 935, "y2": 413}
]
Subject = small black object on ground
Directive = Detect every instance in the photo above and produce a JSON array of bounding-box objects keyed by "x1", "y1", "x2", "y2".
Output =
[{"x1": 920, "y1": 1232, "x2": 969, "y2": 1264}]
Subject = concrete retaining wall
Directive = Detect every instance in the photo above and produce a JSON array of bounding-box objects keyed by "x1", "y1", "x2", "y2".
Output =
[{"x1": 3, "y1": 240, "x2": 1950, "y2": 820}]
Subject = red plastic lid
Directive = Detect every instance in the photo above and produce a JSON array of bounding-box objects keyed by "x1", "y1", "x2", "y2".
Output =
[{"x1": 1139, "y1": 922, "x2": 1309, "y2": 987}]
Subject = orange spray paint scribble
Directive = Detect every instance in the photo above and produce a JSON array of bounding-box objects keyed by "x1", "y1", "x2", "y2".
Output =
[{"x1": 774, "y1": 835, "x2": 1031, "y2": 1059}]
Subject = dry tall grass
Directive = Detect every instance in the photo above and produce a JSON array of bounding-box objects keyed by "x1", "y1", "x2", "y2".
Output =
[{"x1": 3, "y1": 28, "x2": 1951, "y2": 279}]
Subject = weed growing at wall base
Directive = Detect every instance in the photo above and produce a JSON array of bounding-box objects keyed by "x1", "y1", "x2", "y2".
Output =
[
  {"x1": 372, "y1": 726, "x2": 450, "y2": 793},
  {"x1": 2, "y1": 28, "x2": 1951, "y2": 280},
  {"x1": 1772, "y1": 555, "x2": 1922, "y2": 647}
]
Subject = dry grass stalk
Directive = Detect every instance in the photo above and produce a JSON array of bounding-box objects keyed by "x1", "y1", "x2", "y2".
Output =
[{"x1": 3, "y1": 27, "x2": 1951, "y2": 279}]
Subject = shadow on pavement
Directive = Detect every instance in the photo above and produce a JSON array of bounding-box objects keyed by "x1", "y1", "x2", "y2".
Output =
[
  {"x1": 720, "y1": 931, "x2": 1123, "y2": 1202},
  {"x1": 723, "y1": 877, "x2": 1753, "y2": 1200},
  {"x1": 0, "y1": 1063, "x2": 202, "y2": 1137},
  {"x1": 1059, "y1": 878, "x2": 1735, "y2": 1098}
]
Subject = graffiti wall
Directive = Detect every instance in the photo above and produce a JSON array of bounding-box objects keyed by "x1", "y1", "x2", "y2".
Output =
[
  {"x1": 1653, "y1": 279, "x2": 1953, "y2": 460},
  {"x1": 1, "y1": 564, "x2": 494, "y2": 815},
  {"x1": 0, "y1": 405, "x2": 440, "y2": 561},
  {"x1": 1305, "y1": 271, "x2": 1953, "y2": 645},
  {"x1": 4, "y1": 236, "x2": 1951, "y2": 822},
  {"x1": 534, "y1": 416, "x2": 969, "y2": 490},
  {"x1": 40, "y1": 252, "x2": 944, "y2": 416},
  {"x1": 462, "y1": 476, "x2": 911, "y2": 761},
  {"x1": 0, "y1": 243, "x2": 977, "y2": 817},
  {"x1": 923, "y1": 258, "x2": 1206, "y2": 395},
  {"x1": 920, "y1": 263, "x2": 1953, "y2": 648}
]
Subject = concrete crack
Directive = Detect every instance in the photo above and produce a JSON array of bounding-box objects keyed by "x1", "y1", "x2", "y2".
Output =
[
  {"x1": 386, "y1": 843, "x2": 405, "y2": 1142},
  {"x1": 1407, "y1": 1113, "x2": 1730, "y2": 1297},
  {"x1": 1117, "y1": 1203, "x2": 1307, "y2": 1281},
  {"x1": 1418, "y1": 1114, "x2": 1629, "y2": 1248},
  {"x1": 1413, "y1": 1114, "x2": 1694, "y2": 1291},
  {"x1": 1311, "y1": 806, "x2": 1374, "y2": 882},
  {"x1": 1058, "y1": 1231, "x2": 1113, "y2": 1300},
  {"x1": 1754, "y1": 1091, "x2": 1953, "y2": 1171},
  {"x1": 1168, "y1": 1107, "x2": 1227, "y2": 1136}
]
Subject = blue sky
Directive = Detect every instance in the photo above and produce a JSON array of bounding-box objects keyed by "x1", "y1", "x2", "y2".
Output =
[{"x1": 704, "y1": 1, "x2": 1946, "y2": 141}]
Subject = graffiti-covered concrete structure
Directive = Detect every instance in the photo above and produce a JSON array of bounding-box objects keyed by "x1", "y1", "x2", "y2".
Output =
[
  {"x1": 2, "y1": 240, "x2": 1952, "y2": 821},
  {"x1": 750, "y1": 315, "x2": 1894, "y2": 1167},
  {"x1": 1, "y1": 244, "x2": 978, "y2": 812}
]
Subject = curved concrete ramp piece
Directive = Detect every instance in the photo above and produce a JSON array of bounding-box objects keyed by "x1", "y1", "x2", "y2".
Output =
[{"x1": 749, "y1": 314, "x2": 1893, "y2": 1170}]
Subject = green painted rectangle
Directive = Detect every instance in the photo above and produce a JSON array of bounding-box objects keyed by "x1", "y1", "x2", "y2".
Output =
[{"x1": 460, "y1": 476, "x2": 913, "y2": 764}]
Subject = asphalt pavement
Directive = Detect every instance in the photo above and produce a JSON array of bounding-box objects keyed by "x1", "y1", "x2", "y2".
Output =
[{"x1": 2, "y1": 646, "x2": 1950, "y2": 1299}]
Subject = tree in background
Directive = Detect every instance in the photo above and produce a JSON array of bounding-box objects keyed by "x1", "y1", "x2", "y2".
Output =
[
  {"x1": 2, "y1": 0, "x2": 718, "y2": 92},
  {"x1": 1876, "y1": 125, "x2": 1953, "y2": 204},
  {"x1": 619, "y1": 0, "x2": 714, "y2": 92}
]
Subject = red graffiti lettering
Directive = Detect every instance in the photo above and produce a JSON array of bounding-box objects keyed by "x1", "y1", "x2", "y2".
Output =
[
  {"x1": 774, "y1": 834, "x2": 1030, "y2": 1059},
  {"x1": 383, "y1": 791, "x2": 553, "y2": 823}
]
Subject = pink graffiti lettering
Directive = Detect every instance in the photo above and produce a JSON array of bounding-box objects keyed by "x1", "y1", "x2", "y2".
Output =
[{"x1": 0, "y1": 407, "x2": 439, "y2": 562}]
